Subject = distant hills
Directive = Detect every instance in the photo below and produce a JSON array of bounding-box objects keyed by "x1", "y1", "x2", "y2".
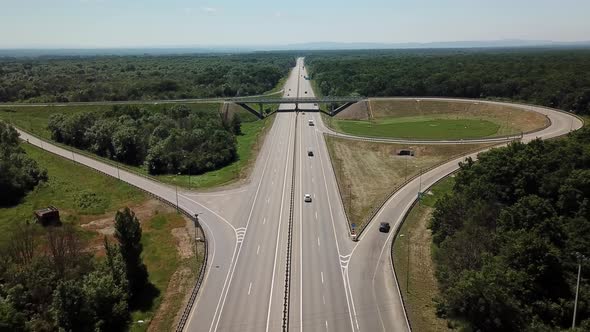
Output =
[{"x1": 1, "y1": 39, "x2": 589, "y2": 57}]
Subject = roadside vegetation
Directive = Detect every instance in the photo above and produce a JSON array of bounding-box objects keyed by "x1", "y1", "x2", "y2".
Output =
[
  {"x1": 429, "y1": 127, "x2": 590, "y2": 331},
  {"x1": 0, "y1": 127, "x2": 202, "y2": 331},
  {"x1": 0, "y1": 54, "x2": 295, "y2": 103},
  {"x1": 325, "y1": 135, "x2": 496, "y2": 231},
  {"x1": 0, "y1": 104, "x2": 272, "y2": 189},
  {"x1": 324, "y1": 99, "x2": 550, "y2": 139},
  {"x1": 393, "y1": 176, "x2": 455, "y2": 332},
  {"x1": 307, "y1": 49, "x2": 590, "y2": 115}
]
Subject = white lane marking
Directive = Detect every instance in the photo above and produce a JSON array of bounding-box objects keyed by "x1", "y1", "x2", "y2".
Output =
[
  {"x1": 211, "y1": 111, "x2": 286, "y2": 332},
  {"x1": 235, "y1": 228, "x2": 247, "y2": 244},
  {"x1": 311, "y1": 177, "x2": 314, "y2": 183},
  {"x1": 265, "y1": 113, "x2": 295, "y2": 332},
  {"x1": 321, "y1": 272, "x2": 324, "y2": 284},
  {"x1": 315, "y1": 211, "x2": 318, "y2": 220},
  {"x1": 323, "y1": 295, "x2": 326, "y2": 305},
  {"x1": 257, "y1": 245, "x2": 260, "y2": 255},
  {"x1": 263, "y1": 217, "x2": 266, "y2": 225},
  {"x1": 298, "y1": 110, "x2": 304, "y2": 332},
  {"x1": 326, "y1": 320, "x2": 329, "y2": 330},
  {"x1": 318, "y1": 237, "x2": 320, "y2": 247},
  {"x1": 248, "y1": 282, "x2": 252, "y2": 295},
  {"x1": 313, "y1": 129, "x2": 358, "y2": 332}
]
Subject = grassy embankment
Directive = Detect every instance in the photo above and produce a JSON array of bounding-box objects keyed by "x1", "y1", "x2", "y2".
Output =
[
  {"x1": 0, "y1": 143, "x2": 202, "y2": 331},
  {"x1": 0, "y1": 103, "x2": 273, "y2": 189},
  {"x1": 325, "y1": 136, "x2": 496, "y2": 232},
  {"x1": 392, "y1": 176, "x2": 455, "y2": 332},
  {"x1": 324, "y1": 99, "x2": 550, "y2": 140}
]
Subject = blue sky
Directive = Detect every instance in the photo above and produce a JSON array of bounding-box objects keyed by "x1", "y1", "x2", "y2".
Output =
[{"x1": 1, "y1": 0, "x2": 589, "y2": 48}]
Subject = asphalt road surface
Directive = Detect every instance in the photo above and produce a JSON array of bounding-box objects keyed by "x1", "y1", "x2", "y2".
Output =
[{"x1": 15, "y1": 58, "x2": 584, "y2": 332}]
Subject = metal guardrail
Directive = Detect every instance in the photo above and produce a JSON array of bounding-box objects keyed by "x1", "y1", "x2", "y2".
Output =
[
  {"x1": 282, "y1": 114, "x2": 298, "y2": 331},
  {"x1": 176, "y1": 216, "x2": 209, "y2": 331}
]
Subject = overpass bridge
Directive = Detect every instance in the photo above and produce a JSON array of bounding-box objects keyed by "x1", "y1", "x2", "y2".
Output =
[{"x1": 226, "y1": 96, "x2": 364, "y2": 119}]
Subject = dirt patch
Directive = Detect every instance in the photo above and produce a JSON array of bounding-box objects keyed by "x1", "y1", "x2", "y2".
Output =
[
  {"x1": 80, "y1": 198, "x2": 173, "y2": 254},
  {"x1": 172, "y1": 227, "x2": 193, "y2": 260},
  {"x1": 334, "y1": 100, "x2": 370, "y2": 120},
  {"x1": 369, "y1": 99, "x2": 549, "y2": 136}
]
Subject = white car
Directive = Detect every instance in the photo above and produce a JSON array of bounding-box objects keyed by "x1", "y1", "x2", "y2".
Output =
[{"x1": 304, "y1": 194, "x2": 312, "y2": 202}]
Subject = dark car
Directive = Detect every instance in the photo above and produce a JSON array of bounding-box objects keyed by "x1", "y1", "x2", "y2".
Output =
[
  {"x1": 308, "y1": 149, "x2": 314, "y2": 156},
  {"x1": 379, "y1": 222, "x2": 390, "y2": 233}
]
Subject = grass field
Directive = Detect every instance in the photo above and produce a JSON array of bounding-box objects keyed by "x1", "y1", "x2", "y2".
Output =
[
  {"x1": 0, "y1": 143, "x2": 202, "y2": 332},
  {"x1": 331, "y1": 116, "x2": 500, "y2": 139},
  {"x1": 327, "y1": 99, "x2": 550, "y2": 139},
  {"x1": 392, "y1": 176, "x2": 454, "y2": 332},
  {"x1": 0, "y1": 104, "x2": 273, "y2": 189},
  {"x1": 325, "y1": 135, "x2": 495, "y2": 231}
]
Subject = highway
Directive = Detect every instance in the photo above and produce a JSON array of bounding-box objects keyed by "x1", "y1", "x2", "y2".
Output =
[{"x1": 14, "y1": 58, "x2": 584, "y2": 332}]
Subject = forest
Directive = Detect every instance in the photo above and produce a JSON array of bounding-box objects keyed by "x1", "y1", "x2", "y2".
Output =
[
  {"x1": 47, "y1": 105, "x2": 240, "y2": 175},
  {"x1": 0, "y1": 208, "x2": 151, "y2": 331},
  {"x1": 0, "y1": 53, "x2": 295, "y2": 102},
  {"x1": 0, "y1": 121, "x2": 47, "y2": 205},
  {"x1": 306, "y1": 48, "x2": 590, "y2": 114},
  {"x1": 429, "y1": 127, "x2": 590, "y2": 331}
]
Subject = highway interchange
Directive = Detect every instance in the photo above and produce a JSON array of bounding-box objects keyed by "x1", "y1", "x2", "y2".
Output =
[{"x1": 14, "y1": 58, "x2": 584, "y2": 331}]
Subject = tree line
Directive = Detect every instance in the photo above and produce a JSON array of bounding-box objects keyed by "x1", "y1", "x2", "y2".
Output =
[
  {"x1": 0, "y1": 54, "x2": 295, "y2": 103},
  {"x1": 0, "y1": 207, "x2": 150, "y2": 331},
  {"x1": 306, "y1": 48, "x2": 590, "y2": 114},
  {"x1": 0, "y1": 121, "x2": 47, "y2": 206},
  {"x1": 429, "y1": 127, "x2": 590, "y2": 331},
  {"x1": 47, "y1": 105, "x2": 241, "y2": 175}
]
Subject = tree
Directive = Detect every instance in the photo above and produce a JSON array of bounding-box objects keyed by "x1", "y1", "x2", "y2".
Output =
[
  {"x1": 0, "y1": 121, "x2": 47, "y2": 206},
  {"x1": 114, "y1": 207, "x2": 148, "y2": 300}
]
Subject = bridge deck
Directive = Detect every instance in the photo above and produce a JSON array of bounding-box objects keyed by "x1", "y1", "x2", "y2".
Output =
[{"x1": 228, "y1": 96, "x2": 363, "y2": 104}]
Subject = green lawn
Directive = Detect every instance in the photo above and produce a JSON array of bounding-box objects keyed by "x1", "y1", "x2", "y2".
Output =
[
  {"x1": 392, "y1": 176, "x2": 455, "y2": 332},
  {"x1": 331, "y1": 116, "x2": 500, "y2": 139},
  {"x1": 0, "y1": 143, "x2": 145, "y2": 242},
  {"x1": 0, "y1": 104, "x2": 273, "y2": 189}
]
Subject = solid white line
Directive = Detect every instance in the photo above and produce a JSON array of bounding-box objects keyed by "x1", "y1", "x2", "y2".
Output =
[
  {"x1": 313, "y1": 127, "x2": 357, "y2": 332},
  {"x1": 211, "y1": 114, "x2": 285, "y2": 332},
  {"x1": 265, "y1": 113, "x2": 295, "y2": 332},
  {"x1": 257, "y1": 245, "x2": 260, "y2": 256},
  {"x1": 299, "y1": 108, "x2": 304, "y2": 332},
  {"x1": 248, "y1": 282, "x2": 252, "y2": 295},
  {"x1": 321, "y1": 272, "x2": 324, "y2": 284}
]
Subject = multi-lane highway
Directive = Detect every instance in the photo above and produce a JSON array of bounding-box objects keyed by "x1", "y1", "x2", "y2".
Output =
[{"x1": 14, "y1": 58, "x2": 583, "y2": 332}]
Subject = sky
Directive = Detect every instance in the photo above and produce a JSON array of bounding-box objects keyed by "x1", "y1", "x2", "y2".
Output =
[{"x1": 1, "y1": 0, "x2": 589, "y2": 48}]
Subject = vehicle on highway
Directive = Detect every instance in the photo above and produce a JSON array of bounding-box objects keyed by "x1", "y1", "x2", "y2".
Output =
[
  {"x1": 379, "y1": 222, "x2": 391, "y2": 233},
  {"x1": 314, "y1": 103, "x2": 318, "y2": 106},
  {"x1": 305, "y1": 91, "x2": 308, "y2": 94},
  {"x1": 308, "y1": 119, "x2": 314, "y2": 126},
  {"x1": 308, "y1": 149, "x2": 314, "y2": 156},
  {"x1": 304, "y1": 194, "x2": 312, "y2": 202}
]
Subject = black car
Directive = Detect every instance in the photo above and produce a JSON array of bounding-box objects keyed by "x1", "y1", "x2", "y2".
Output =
[
  {"x1": 308, "y1": 149, "x2": 314, "y2": 156},
  {"x1": 379, "y1": 222, "x2": 390, "y2": 233}
]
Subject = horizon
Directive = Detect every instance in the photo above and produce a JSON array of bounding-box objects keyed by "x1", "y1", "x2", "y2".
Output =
[{"x1": 2, "y1": 0, "x2": 590, "y2": 48}]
